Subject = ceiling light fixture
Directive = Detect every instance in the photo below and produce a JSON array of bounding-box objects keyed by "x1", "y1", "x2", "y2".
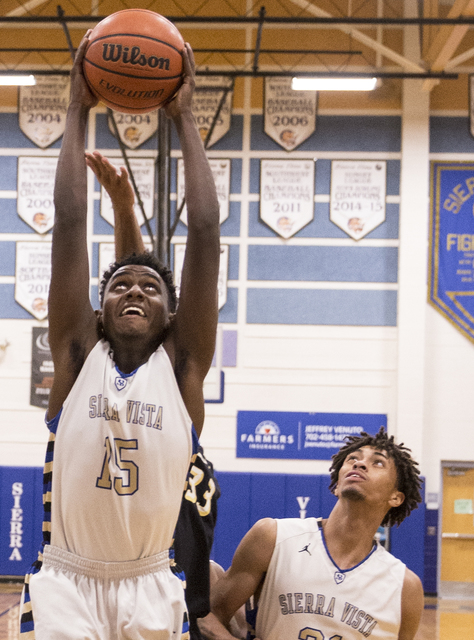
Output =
[
  {"x1": 0, "y1": 75, "x2": 36, "y2": 86},
  {"x1": 292, "y1": 77, "x2": 377, "y2": 91}
]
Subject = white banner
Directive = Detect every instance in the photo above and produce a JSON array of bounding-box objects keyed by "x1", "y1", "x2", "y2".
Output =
[
  {"x1": 176, "y1": 158, "x2": 230, "y2": 226},
  {"x1": 100, "y1": 158, "x2": 155, "y2": 228},
  {"x1": 108, "y1": 111, "x2": 158, "y2": 149},
  {"x1": 99, "y1": 243, "x2": 116, "y2": 287},
  {"x1": 264, "y1": 77, "x2": 317, "y2": 151},
  {"x1": 19, "y1": 75, "x2": 69, "y2": 148},
  {"x1": 174, "y1": 243, "x2": 228, "y2": 310},
  {"x1": 260, "y1": 159, "x2": 315, "y2": 238},
  {"x1": 17, "y1": 156, "x2": 58, "y2": 234},
  {"x1": 15, "y1": 241, "x2": 52, "y2": 320},
  {"x1": 330, "y1": 160, "x2": 386, "y2": 240},
  {"x1": 193, "y1": 76, "x2": 233, "y2": 148}
]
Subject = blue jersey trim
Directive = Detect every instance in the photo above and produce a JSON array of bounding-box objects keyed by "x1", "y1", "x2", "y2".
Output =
[
  {"x1": 192, "y1": 426, "x2": 199, "y2": 455},
  {"x1": 115, "y1": 364, "x2": 139, "y2": 378},
  {"x1": 318, "y1": 518, "x2": 377, "y2": 573},
  {"x1": 45, "y1": 407, "x2": 62, "y2": 434}
]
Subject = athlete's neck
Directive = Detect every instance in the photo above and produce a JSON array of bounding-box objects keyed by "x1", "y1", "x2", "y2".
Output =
[
  {"x1": 109, "y1": 339, "x2": 161, "y2": 374},
  {"x1": 322, "y1": 505, "x2": 382, "y2": 570}
]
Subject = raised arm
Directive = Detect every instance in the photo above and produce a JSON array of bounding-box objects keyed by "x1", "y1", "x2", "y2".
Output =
[
  {"x1": 47, "y1": 31, "x2": 99, "y2": 419},
  {"x1": 203, "y1": 519, "x2": 276, "y2": 640},
  {"x1": 85, "y1": 151, "x2": 145, "y2": 259},
  {"x1": 164, "y1": 44, "x2": 220, "y2": 435}
]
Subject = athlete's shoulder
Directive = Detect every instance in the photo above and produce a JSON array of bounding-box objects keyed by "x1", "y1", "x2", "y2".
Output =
[
  {"x1": 373, "y1": 543, "x2": 407, "y2": 582},
  {"x1": 275, "y1": 517, "x2": 322, "y2": 545}
]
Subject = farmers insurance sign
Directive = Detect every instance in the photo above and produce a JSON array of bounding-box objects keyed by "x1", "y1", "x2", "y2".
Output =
[{"x1": 237, "y1": 411, "x2": 385, "y2": 460}]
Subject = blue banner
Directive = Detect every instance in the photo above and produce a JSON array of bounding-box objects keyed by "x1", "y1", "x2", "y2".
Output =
[
  {"x1": 429, "y1": 162, "x2": 474, "y2": 341},
  {"x1": 0, "y1": 466, "x2": 43, "y2": 576},
  {"x1": 237, "y1": 411, "x2": 386, "y2": 460}
]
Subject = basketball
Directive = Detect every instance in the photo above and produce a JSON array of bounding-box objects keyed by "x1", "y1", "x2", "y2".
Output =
[{"x1": 83, "y1": 9, "x2": 184, "y2": 114}]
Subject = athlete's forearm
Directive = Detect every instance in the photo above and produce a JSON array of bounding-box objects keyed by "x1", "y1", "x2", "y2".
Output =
[
  {"x1": 173, "y1": 110, "x2": 219, "y2": 229},
  {"x1": 54, "y1": 103, "x2": 89, "y2": 228},
  {"x1": 198, "y1": 612, "x2": 243, "y2": 640},
  {"x1": 114, "y1": 206, "x2": 146, "y2": 259}
]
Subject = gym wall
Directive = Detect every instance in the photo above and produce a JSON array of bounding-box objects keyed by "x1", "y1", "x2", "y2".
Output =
[{"x1": 0, "y1": 11, "x2": 473, "y2": 589}]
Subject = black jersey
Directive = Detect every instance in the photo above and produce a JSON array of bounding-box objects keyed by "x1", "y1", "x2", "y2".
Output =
[{"x1": 173, "y1": 446, "x2": 221, "y2": 640}]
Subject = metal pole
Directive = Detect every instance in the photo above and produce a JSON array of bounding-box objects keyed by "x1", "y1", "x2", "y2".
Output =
[
  {"x1": 253, "y1": 6, "x2": 266, "y2": 74},
  {"x1": 0, "y1": 69, "x2": 458, "y2": 80},
  {"x1": 1, "y1": 16, "x2": 474, "y2": 25},
  {"x1": 56, "y1": 5, "x2": 75, "y2": 59},
  {"x1": 203, "y1": 84, "x2": 233, "y2": 149},
  {"x1": 156, "y1": 110, "x2": 171, "y2": 265}
]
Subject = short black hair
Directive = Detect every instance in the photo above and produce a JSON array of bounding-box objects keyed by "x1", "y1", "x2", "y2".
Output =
[
  {"x1": 99, "y1": 252, "x2": 177, "y2": 312},
  {"x1": 328, "y1": 427, "x2": 422, "y2": 527}
]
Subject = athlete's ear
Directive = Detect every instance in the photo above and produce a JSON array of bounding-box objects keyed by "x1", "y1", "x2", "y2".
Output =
[
  {"x1": 95, "y1": 309, "x2": 105, "y2": 339},
  {"x1": 388, "y1": 490, "x2": 404, "y2": 509},
  {"x1": 167, "y1": 312, "x2": 176, "y2": 326}
]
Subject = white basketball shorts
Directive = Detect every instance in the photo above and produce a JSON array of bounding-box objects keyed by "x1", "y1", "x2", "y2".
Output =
[{"x1": 22, "y1": 544, "x2": 188, "y2": 640}]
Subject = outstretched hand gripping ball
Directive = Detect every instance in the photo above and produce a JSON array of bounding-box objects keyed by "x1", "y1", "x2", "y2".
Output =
[{"x1": 83, "y1": 9, "x2": 184, "y2": 114}]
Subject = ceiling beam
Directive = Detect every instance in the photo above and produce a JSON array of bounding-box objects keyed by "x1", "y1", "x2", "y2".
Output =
[
  {"x1": 0, "y1": 69, "x2": 456, "y2": 79},
  {"x1": 423, "y1": 0, "x2": 474, "y2": 91},
  {"x1": 6, "y1": 0, "x2": 50, "y2": 17},
  {"x1": 445, "y1": 45, "x2": 474, "y2": 69},
  {"x1": 424, "y1": 0, "x2": 474, "y2": 64},
  {"x1": 0, "y1": 15, "x2": 473, "y2": 25},
  {"x1": 287, "y1": 0, "x2": 425, "y2": 74},
  {"x1": 422, "y1": 0, "x2": 438, "y2": 59}
]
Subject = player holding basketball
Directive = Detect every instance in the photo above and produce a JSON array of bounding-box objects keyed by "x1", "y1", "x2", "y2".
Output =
[
  {"x1": 86, "y1": 150, "x2": 222, "y2": 640},
  {"x1": 20, "y1": 28, "x2": 220, "y2": 640},
  {"x1": 204, "y1": 429, "x2": 424, "y2": 640}
]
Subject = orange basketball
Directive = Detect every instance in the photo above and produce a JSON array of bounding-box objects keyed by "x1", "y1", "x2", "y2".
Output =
[{"x1": 83, "y1": 9, "x2": 184, "y2": 114}]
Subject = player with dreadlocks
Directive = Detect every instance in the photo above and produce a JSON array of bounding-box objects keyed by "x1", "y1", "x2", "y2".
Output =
[
  {"x1": 329, "y1": 426, "x2": 423, "y2": 527},
  {"x1": 203, "y1": 428, "x2": 424, "y2": 640}
]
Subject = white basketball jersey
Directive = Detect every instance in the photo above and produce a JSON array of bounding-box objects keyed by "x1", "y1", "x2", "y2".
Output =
[
  {"x1": 254, "y1": 518, "x2": 406, "y2": 640},
  {"x1": 47, "y1": 340, "x2": 193, "y2": 562}
]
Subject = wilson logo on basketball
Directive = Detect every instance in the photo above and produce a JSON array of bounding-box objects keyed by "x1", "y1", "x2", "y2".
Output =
[
  {"x1": 102, "y1": 44, "x2": 170, "y2": 70},
  {"x1": 83, "y1": 8, "x2": 184, "y2": 113}
]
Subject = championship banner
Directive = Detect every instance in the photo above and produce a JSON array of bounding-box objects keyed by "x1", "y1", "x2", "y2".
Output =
[
  {"x1": 15, "y1": 241, "x2": 51, "y2": 320},
  {"x1": 264, "y1": 77, "x2": 317, "y2": 151},
  {"x1": 30, "y1": 327, "x2": 53, "y2": 409},
  {"x1": 108, "y1": 110, "x2": 158, "y2": 149},
  {"x1": 19, "y1": 75, "x2": 69, "y2": 148},
  {"x1": 470, "y1": 75, "x2": 474, "y2": 139},
  {"x1": 429, "y1": 161, "x2": 474, "y2": 342},
  {"x1": 192, "y1": 76, "x2": 233, "y2": 147},
  {"x1": 330, "y1": 160, "x2": 386, "y2": 240},
  {"x1": 17, "y1": 156, "x2": 58, "y2": 234},
  {"x1": 177, "y1": 158, "x2": 230, "y2": 225},
  {"x1": 237, "y1": 411, "x2": 386, "y2": 460},
  {"x1": 260, "y1": 159, "x2": 314, "y2": 238},
  {"x1": 100, "y1": 158, "x2": 154, "y2": 227},
  {"x1": 174, "y1": 243, "x2": 229, "y2": 310}
]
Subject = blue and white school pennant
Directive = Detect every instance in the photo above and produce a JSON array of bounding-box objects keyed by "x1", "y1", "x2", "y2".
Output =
[{"x1": 429, "y1": 161, "x2": 474, "y2": 342}]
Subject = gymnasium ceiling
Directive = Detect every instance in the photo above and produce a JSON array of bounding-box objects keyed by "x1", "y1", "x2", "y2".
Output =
[{"x1": 1, "y1": 0, "x2": 474, "y2": 107}]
